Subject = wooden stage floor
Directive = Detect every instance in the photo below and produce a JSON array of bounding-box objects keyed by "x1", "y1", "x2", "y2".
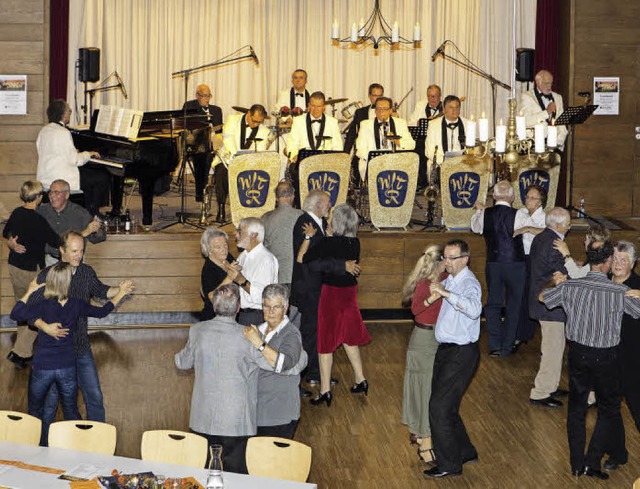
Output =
[{"x1": 2, "y1": 322, "x2": 640, "y2": 488}]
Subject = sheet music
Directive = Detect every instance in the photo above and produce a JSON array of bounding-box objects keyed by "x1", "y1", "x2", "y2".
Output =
[{"x1": 94, "y1": 105, "x2": 144, "y2": 139}]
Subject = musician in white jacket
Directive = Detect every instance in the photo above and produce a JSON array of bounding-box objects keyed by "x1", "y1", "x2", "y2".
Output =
[{"x1": 222, "y1": 105, "x2": 271, "y2": 156}]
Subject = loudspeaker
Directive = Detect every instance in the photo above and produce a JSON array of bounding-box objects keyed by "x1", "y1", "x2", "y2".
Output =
[
  {"x1": 515, "y1": 48, "x2": 534, "y2": 82},
  {"x1": 79, "y1": 47, "x2": 100, "y2": 83}
]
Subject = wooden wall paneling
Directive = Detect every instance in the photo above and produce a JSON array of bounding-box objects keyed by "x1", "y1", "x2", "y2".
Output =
[{"x1": 0, "y1": 0, "x2": 45, "y2": 24}]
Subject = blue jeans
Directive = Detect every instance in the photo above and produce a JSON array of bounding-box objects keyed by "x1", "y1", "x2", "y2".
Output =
[
  {"x1": 41, "y1": 351, "x2": 105, "y2": 445},
  {"x1": 29, "y1": 366, "x2": 81, "y2": 445}
]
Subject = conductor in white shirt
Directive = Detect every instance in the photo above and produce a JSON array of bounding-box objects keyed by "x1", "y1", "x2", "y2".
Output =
[
  {"x1": 519, "y1": 70, "x2": 568, "y2": 149},
  {"x1": 355, "y1": 97, "x2": 415, "y2": 183}
]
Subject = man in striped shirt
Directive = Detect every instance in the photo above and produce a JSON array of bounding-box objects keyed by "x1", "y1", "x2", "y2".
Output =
[{"x1": 541, "y1": 242, "x2": 640, "y2": 479}]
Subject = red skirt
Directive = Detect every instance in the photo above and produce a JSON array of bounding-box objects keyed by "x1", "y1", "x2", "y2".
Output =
[{"x1": 317, "y1": 284, "x2": 371, "y2": 354}]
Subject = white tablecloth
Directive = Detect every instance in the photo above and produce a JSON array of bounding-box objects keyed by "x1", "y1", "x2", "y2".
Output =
[{"x1": 0, "y1": 440, "x2": 316, "y2": 488}]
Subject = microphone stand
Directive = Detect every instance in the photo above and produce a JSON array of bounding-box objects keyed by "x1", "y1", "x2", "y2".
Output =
[
  {"x1": 82, "y1": 71, "x2": 125, "y2": 124},
  {"x1": 159, "y1": 47, "x2": 255, "y2": 231}
]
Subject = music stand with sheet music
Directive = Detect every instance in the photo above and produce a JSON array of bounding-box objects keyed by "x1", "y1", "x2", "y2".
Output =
[
  {"x1": 555, "y1": 104, "x2": 598, "y2": 218},
  {"x1": 408, "y1": 118, "x2": 430, "y2": 141}
]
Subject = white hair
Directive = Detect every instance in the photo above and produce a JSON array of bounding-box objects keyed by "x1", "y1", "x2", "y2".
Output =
[
  {"x1": 493, "y1": 180, "x2": 514, "y2": 201},
  {"x1": 239, "y1": 217, "x2": 265, "y2": 242},
  {"x1": 545, "y1": 207, "x2": 571, "y2": 229}
]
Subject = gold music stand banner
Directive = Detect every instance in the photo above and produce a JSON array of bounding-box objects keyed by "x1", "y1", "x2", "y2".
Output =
[
  {"x1": 367, "y1": 152, "x2": 419, "y2": 230},
  {"x1": 298, "y1": 153, "x2": 352, "y2": 207},
  {"x1": 511, "y1": 155, "x2": 561, "y2": 212},
  {"x1": 440, "y1": 155, "x2": 492, "y2": 230},
  {"x1": 228, "y1": 152, "x2": 281, "y2": 227}
]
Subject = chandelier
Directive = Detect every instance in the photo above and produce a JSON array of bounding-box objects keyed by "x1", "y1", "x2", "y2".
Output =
[{"x1": 331, "y1": 0, "x2": 420, "y2": 49}]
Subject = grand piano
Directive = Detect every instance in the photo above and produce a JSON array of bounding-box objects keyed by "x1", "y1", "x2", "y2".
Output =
[{"x1": 71, "y1": 110, "x2": 187, "y2": 226}]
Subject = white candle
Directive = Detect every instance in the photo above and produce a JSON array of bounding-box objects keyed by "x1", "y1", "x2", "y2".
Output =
[
  {"x1": 511, "y1": 1, "x2": 516, "y2": 98},
  {"x1": 534, "y1": 124, "x2": 545, "y2": 153},
  {"x1": 465, "y1": 120, "x2": 476, "y2": 147},
  {"x1": 414, "y1": 23, "x2": 421, "y2": 42},
  {"x1": 516, "y1": 115, "x2": 526, "y2": 140},
  {"x1": 358, "y1": 18, "x2": 365, "y2": 37},
  {"x1": 332, "y1": 19, "x2": 339, "y2": 40},
  {"x1": 351, "y1": 23, "x2": 358, "y2": 43},
  {"x1": 392, "y1": 22, "x2": 399, "y2": 43},
  {"x1": 495, "y1": 123, "x2": 507, "y2": 153},
  {"x1": 478, "y1": 114, "x2": 489, "y2": 141},
  {"x1": 547, "y1": 125, "x2": 558, "y2": 147}
]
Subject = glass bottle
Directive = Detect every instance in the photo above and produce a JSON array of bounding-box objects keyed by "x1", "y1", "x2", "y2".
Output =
[{"x1": 206, "y1": 444, "x2": 224, "y2": 488}]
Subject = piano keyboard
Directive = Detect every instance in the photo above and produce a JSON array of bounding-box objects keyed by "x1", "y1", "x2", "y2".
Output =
[{"x1": 88, "y1": 155, "x2": 129, "y2": 169}]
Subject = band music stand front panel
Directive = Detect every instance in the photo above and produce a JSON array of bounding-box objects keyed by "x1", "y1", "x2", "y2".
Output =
[
  {"x1": 440, "y1": 155, "x2": 491, "y2": 230},
  {"x1": 228, "y1": 152, "x2": 281, "y2": 227},
  {"x1": 511, "y1": 155, "x2": 561, "y2": 211},
  {"x1": 367, "y1": 152, "x2": 419, "y2": 229},
  {"x1": 298, "y1": 153, "x2": 351, "y2": 208}
]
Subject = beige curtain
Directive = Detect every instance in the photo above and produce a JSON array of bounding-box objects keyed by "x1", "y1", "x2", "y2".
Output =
[{"x1": 67, "y1": 0, "x2": 536, "y2": 132}]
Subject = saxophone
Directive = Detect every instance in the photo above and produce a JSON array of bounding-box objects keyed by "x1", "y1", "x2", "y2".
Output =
[{"x1": 425, "y1": 146, "x2": 440, "y2": 226}]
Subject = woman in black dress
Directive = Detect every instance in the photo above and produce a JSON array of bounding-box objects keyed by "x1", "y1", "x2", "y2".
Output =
[
  {"x1": 298, "y1": 203, "x2": 370, "y2": 406},
  {"x1": 199, "y1": 227, "x2": 234, "y2": 320}
]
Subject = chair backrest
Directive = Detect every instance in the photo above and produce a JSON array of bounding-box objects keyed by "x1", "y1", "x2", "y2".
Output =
[
  {"x1": 0, "y1": 410, "x2": 42, "y2": 446},
  {"x1": 140, "y1": 430, "x2": 208, "y2": 468},
  {"x1": 48, "y1": 420, "x2": 117, "y2": 455},
  {"x1": 246, "y1": 436, "x2": 312, "y2": 482},
  {"x1": 633, "y1": 477, "x2": 640, "y2": 489}
]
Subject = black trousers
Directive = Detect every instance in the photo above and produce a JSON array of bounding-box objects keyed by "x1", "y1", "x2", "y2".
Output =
[
  {"x1": 485, "y1": 261, "x2": 525, "y2": 355},
  {"x1": 214, "y1": 162, "x2": 228, "y2": 209},
  {"x1": 79, "y1": 166, "x2": 111, "y2": 215},
  {"x1": 257, "y1": 419, "x2": 299, "y2": 439},
  {"x1": 620, "y1": 336, "x2": 640, "y2": 433},
  {"x1": 299, "y1": 308, "x2": 320, "y2": 381},
  {"x1": 192, "y1": 152, "x2": 213, "y2": 201},
  {"x1": 192, "y1": 430, "x2": 249, "y2": 474},
  {"x1": 516, "y1": 255, "x2": 538, "y2": 342},
  {"x1": 567, "y1": 341, "x2": 626, "y2": 471},
  {"x1": 429, "y1": 342, "x2": 479, "y2": 472}
]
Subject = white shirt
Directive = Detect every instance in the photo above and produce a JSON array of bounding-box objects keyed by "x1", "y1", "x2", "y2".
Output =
[
  {"x1": 236, "y1": 242, "x2": 279, "y2": 309},
  {"x1": 36, "y1": 122, "x2": 92, "y2": 190},
  {"x1": 258, "y1": 319, "x2": 288, "y2": 372},
  {"x1": 470, "y1": 201, "x2": 512, "y2": 234},
  {"x1": 275, "y1": 88, "x2": 310, "y2": 111},
  {"x1": 435, "y1": 267, "x2": 483, "y2": 345},
  {"x1": 513, "y1": 206, "x2": 546, "y2": 254},
  {"x1": 307, "y1": 211, "x2": 324, "y2": 234}
]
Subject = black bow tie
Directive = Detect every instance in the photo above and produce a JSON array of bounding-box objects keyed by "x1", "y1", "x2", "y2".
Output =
[
  {"x1": 311, "y1": 119, "x2": 321, "y2": 124},
  {"x1": 447, "y1": 123, "x2": 458, "y2": 130},
  {"x1": 541, "y1": 93, "x2": 553, "y2": 100},
  {"x1": 379, "y1": 121, "x2": 388, "y2": 127},
  {"x1": 295, "y1": 93, "x2": 304, "y2": 97}
]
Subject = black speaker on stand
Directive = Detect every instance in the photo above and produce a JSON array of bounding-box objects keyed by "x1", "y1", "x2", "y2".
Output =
[
  {"x1": 515, "y1": 48, "x2": 535, "y2": 88},
  {"x1": 79, "y1": 47, "x2": 100, "y2": 124}
]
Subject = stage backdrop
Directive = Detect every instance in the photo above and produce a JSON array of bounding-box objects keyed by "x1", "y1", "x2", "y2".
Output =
[{"x1": 66, "y1": 0, "x2": 535, "y2": 132}]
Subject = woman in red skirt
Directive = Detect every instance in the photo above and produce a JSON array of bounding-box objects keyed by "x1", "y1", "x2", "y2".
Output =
[{"x1": 297, "y1": 203, "x2": 371, "y2": 406}]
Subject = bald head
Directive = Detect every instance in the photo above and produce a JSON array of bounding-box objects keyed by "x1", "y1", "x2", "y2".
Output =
[{"x1": 195, "y1": 84, "x2": 212, "y2": 107}]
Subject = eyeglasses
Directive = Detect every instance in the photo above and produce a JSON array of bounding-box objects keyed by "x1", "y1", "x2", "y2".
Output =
[
  {"x1": 375, "y1": 106, "x2": 392, "y2": 112},
  {"x1": 441, "y1": 255, "x2": 466, "y2": 261},
  {"x1": 262, "y1": 304, "x2": 285, "y2": 312},
  {"x1": 49, "y1": 190, "x2": 70, "y2": 195},
  {"x1": 197, "y1": 93, "x2": 212, "y2": 98}
]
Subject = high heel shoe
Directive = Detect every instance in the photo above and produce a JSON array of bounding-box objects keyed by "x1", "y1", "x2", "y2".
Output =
[
  {"x1": 350, "y1": 379, "x2": 369, "y2": 396},
  {"x1": 310, "y1": 391, "x2": 333, "y2": 407}
]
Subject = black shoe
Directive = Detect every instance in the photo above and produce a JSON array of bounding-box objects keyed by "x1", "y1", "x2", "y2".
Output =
[
  {"x1": 306, "y1": 377, "x2": 339, "y2": 386},
  {"x1": 571, "y1": 467, "x2": 585, "y2": 477},
  {"x1": 310, "y1": 391, "x2": 332, "y2": 407},
  {"x1": 584, "y1": 467, "x2": 609, "y2": 480},
  {"x1": 603, "y1": 459, "x2": 627, "y2": 471},
  {"x1": 6, "y1": 351, "x2": 28, "y2": 370},
  {"x1": 299, "y1": 386, "x2": 312, "y2": 398},
  {"x1": 463, "y1": 454, "x2": 479, "y2": 465},
  {"x1": 350, "y1": 379, "x2": 369, "y2": 396},
  {"x1": 423, "y1": 466, "x2": 462, "y2": 478},
  {"x1": 512, "y1": 340, "x2": 527, "y2": 353},
  {"x1": 529, "y1": 397, "x2": 563, "y2": 408},
  {"x1": 550, "y1": 389, "x2": 569, "y2": 398},
  {"x1": 489, "y1": 350, "x2": 501, "y2": 358}
]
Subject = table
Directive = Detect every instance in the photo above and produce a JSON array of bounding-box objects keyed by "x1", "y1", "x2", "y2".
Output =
[{"x1": 0, "y1": 441, "x2": 316, "y2": 488}]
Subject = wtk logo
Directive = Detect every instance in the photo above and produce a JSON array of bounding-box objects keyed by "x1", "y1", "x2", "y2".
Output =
[
  {"x1": 448, "y1": 172, "x2": 480, "y2": 208},
  {"x1": 308, "y1": 171, "x2": 340, "y2": 206},
  {"x1": 519, "y1": 170, "x2": 550, "y2": 202},
  {"x1": 237, "y1": 170, "x2": 269, "y2": 207},
  {"x1": 376, "y1": 170, "x2": 408, "y2": 208}
]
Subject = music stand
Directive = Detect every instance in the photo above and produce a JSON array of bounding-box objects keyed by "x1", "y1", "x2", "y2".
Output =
[
  {"x1": 408, "y1": 118, "x2": 430, "y2": 141},
  {"x1": 555, "y1": 104, "x2": 598, "y2": 219}
]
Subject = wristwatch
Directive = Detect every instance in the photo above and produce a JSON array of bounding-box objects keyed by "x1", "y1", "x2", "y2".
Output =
[
  {"x1": 239, "y1": 279, "x2": 249, "y2": 288},
  {"x1": 304, "y1": 235, "x2": 312, "y2": 240},
  {"x1": 257, "y1": 341, "x2": 267, "y2": 352}
]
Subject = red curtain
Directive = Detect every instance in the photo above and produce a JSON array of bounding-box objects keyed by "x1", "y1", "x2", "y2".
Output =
[
  {"x1": 49, "y1": 0, "x2": 69, "y2": 102},
  {"x1": 534, "y1": 0, "x2": 560, "y2": 82}
]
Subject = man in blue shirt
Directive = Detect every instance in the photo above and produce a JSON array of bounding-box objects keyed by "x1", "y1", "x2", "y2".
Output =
[{"x1": 424, "y1": 239, "x2": 482, "y2": 479}]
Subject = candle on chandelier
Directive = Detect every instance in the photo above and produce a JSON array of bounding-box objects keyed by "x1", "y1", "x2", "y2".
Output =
[
  {"x1": 534, "y1": 124, "x2": 545, "y2": 153},
  {"x1": 516, "y1": 113, "x2": 526, "y2": 140},
  {"x1": 414, "y1": 23, "x2": 421, "y2": 42},
  {"x1": 495, "y1": 121, "x2": 507, "y2": 153},
  {"x1": 351, "y1": 23, "x2": 358, "y2": 43},
  {"x1": 392, "y1": 22, "x2": 399, "y2": 43},
  {"x1": 466, "y1": 118, "x2": 477, "y2": 147},
  {"x1": 332, "y1": 20, "x2": 339, "y2": 40},
  {"x1": 359, "y1": 18, "x2": 365, "y2": 37},
  {"x1": 478, "y1": 113, "x2": 489, "y2": 142}
]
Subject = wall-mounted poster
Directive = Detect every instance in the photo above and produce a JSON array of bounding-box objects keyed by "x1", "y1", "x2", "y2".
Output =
[
  {"x1": 0, "y1": 75, "x2": 27, "y2": 115},
  {"x1": 593, "y1": 77, "x2": 619, "y2": 116}
]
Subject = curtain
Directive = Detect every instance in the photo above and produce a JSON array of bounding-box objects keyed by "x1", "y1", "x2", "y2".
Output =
[
  {"x1": 534, "y1": 0, "x2": 559, "y2": 79},
  {"x1": 66, "y1": 0, "x2": 536, "y2": 133},
  {"x1": 50, "y1": 0, "x2": 70, "y2": 101}
]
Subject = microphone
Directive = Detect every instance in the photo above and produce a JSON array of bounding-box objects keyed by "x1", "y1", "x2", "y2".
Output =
[
  {"x1": 115, "y1": 71, "x2": 128, "y2": 99},
  {"x1": 431, "y1": 41, "x2": 447, "y2": 62},
  {"x1": 249, "y1": 46, "x2": 259, "y2": 66}
]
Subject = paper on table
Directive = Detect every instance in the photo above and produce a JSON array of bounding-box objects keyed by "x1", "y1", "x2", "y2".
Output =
[{"x1": 59, "y1": 464, "x2": 107, "y2": 481}]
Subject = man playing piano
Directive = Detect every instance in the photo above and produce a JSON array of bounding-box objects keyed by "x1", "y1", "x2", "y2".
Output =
[
  {"x1": 36, "y1": 100, "x2": 109, "y2": 216},
  {"x1": 182, "y1": 84, "x2": 224, "y2": 203}
]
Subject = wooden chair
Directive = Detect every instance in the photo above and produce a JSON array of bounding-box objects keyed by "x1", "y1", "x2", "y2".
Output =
[
  {"x1": 0, "y1": 410, "x2": 42, "y2": 446},
  {"x1": 48, "y1": 420, "x2": 117, "y2": 455},
  {"x1": 140, "y1": 430, "x2": 208, "y2": 468},
  {"x1": 245, "y1": 436, "x2": 312, "y2": 482},
  {"x1": 633, "y1": 477, "x2": 640, "y2": 489}
]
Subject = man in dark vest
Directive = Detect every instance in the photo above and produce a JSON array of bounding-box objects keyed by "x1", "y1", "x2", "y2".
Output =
[{"x1": 471, "y1": 180, "x2": 525, "y2": 357}]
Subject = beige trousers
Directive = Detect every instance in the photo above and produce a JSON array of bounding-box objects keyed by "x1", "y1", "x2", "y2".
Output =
[
  {"x1": 9, "y1": 265, "x2": 39, "y2": 358},
  {"x1": 530, "y1": 320, "x2": 566, "y2": 400}
]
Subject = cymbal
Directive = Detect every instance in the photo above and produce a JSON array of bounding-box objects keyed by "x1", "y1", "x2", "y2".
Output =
[
  {"x1": 232, "y1": 106, "x2": 249, "y2": 113},
  {"x1": 326, "y1": 97, "x2": 348, "y2": 105}
]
